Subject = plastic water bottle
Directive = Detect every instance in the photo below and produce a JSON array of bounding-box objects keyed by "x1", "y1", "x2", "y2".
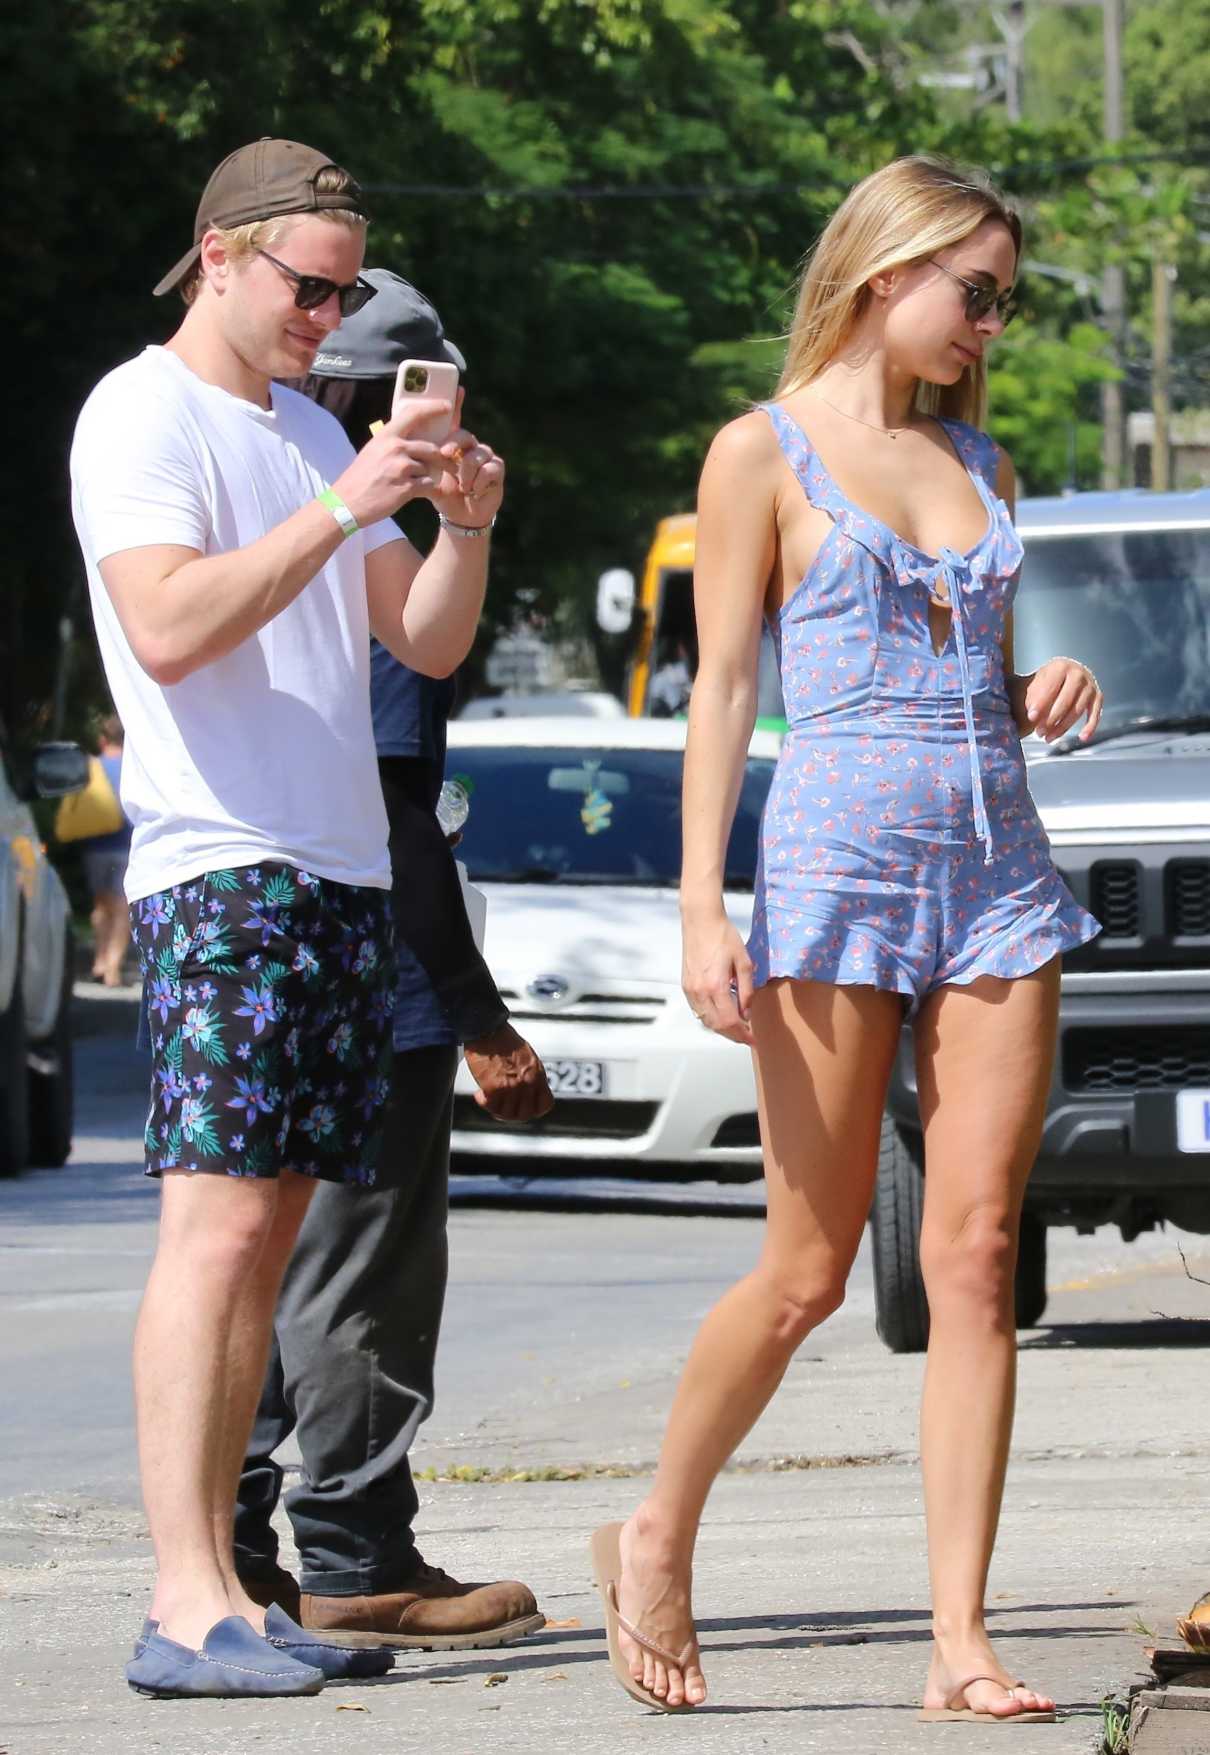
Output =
[{"x1": 436, "y1": 779, "x2": 470, "y2": 838}]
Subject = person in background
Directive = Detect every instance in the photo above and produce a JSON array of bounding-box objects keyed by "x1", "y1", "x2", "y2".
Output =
[
  {"x1": 82, "y1": 715, "x2": 133, "y2": 986},
  {"x1": 234, "y1": 269, "x2": 553, "y2": 1653}
]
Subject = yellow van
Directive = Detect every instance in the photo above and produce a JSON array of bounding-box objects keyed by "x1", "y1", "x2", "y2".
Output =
[{"x1": 599, "y1": 515, "x2": 786, "y2": 729}]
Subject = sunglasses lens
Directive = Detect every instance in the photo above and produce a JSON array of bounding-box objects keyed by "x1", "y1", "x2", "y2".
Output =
[
  {"x1": 293, "y1": 278, "x2": 333, "y2": 311},
  {"x1": 339, "y1": 283, "x2": 376, "y2": 318}
]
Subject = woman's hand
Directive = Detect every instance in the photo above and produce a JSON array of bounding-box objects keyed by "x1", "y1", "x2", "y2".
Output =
[
  {"x1": 1012, "y1": 657, "x2": 1104, "y2": 744},
  {"x1": 682, "y1": 910, "x2": 755, "y2": 1045}
]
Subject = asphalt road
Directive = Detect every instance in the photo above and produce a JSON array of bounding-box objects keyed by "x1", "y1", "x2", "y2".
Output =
[{"x1": 2, "y1": 986, "x2": 1209, "y2": 1753}]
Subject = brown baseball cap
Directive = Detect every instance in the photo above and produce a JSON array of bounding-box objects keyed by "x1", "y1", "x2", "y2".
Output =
[{"x1": 153, "y1": 137, "x2": 368, "y2": 298}]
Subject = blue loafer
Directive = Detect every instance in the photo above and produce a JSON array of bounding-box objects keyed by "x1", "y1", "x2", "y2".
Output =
[
  {"x1": 126, "y1": 1614, "x2": 324, "y2": 1698},
  {"x1": 263, "y1": 1603, "x2": 394, "y2": 1679},
  {"x1": 133, "y1": 1607, "x2": 393, "y2": 1682}
]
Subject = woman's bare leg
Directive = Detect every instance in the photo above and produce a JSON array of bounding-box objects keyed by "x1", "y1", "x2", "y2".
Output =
[
  {"x1": 915, "y1": 961, "x2": 1060, "y2": 1718},
  {"x1": 615, "y1": 978, "x2": 903, "y2": 1706}
]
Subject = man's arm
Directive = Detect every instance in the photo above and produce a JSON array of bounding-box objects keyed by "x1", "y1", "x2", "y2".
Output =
[
  {"x1": 365, "y1": 415, "x2": 504, "y2": 679},
  {"x1": 97, "y1": 406, "x2": 450, "y2": 687},
  {"x1": 365, "y1": 528, "x2": 489, "y2": 680}
]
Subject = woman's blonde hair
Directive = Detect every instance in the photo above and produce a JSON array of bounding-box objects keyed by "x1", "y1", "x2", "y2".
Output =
[
  {"x1": 777, "y1": 155, "x2": 1021, "y2": 427},
  {"x1": 181, "y1": 165, "x2": 367, "y2": 306}
]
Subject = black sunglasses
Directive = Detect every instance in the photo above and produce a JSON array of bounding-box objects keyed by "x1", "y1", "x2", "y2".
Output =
[
  {"x1": 930, "y1": 259, "x2": 1018, "y2": 327},
  {"x1": 257, "y1": 249, "x2": 377, "y2": 319}
]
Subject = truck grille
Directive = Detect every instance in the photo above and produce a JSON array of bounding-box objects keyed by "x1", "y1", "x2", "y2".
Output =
[
  {"x1": 1064, "y1": 1026, "x2": 1210, "y2": 1092},
  {"x1": 453, "y1": 1096, "x2": 659, "y2": 1139},
  {"x1": 1168, "y1": 860, "x2": 1210, "y2": 937},
  {"x1": 1089, "y1": 861, "x2": 1141, "y2": 937},
  {"x1": 1058, "y1": 854, "x2": 1210, "y2": 967}
]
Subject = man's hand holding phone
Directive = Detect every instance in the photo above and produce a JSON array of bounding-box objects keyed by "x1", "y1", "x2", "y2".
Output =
[
  {"x1": 330, "y1": 356, "x2": 504, "y2": 530},
  {"x1": 329, "y1": 395, "x2": 451, "y2": 527}
]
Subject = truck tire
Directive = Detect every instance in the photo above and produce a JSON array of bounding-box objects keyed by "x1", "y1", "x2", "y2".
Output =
[
  {"x1": 871, "y1": 1117, "x2": 930, "y2": 1354},
  {"x1": 872, "y1": 1118, "x2": 1051, "y2": 1351},
  {"x1": 1014, "y1": 1214, "x2": 1048, "y2": 1328},
  {"x1": 0, "y1": 945, "x2": 30, "y2": 1178},
  {"x1": 28, "y1": 948, "x2": 74, "y2": 1168}
]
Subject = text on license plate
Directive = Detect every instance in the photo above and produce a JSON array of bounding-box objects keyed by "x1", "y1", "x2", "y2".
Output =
[
  {"x1": 1176, "y1": 1088, "x2": 1210, "y2": 1153},
  {"x1": 544, "y1": 1059, "x2": 608, "y2": 1097}
]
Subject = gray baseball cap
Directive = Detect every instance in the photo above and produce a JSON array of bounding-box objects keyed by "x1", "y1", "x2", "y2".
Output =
[{"x1": 311, "y1": 269, "x2": 465, "y2": 379}]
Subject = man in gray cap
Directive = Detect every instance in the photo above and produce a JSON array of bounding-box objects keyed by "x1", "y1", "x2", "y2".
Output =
[
  {"x1": 233, "y1": 269, "x2": 552, "y2": 1652},
  {"x1": 70, "y1": 139, "x2": 505, "y2": 1698}
]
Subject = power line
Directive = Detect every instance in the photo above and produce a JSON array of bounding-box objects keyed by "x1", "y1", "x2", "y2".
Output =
[{"x1": 362, "y1": 147, "x2": 1210, "y2": 203}]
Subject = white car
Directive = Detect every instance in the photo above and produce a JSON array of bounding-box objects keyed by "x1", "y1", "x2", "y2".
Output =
[
  {"x1": 446, "y1": 717, "x2": 779, "y2": 1175},
  {"x1": 458, "y1": 690, "x2": 626, "y2": 721}
]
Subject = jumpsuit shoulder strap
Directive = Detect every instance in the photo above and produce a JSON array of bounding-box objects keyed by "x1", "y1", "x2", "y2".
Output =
[
  {"x1": 758, "y1": 402, "x2": 834, "y2": 508},
  {"x1": 937, "y1": 417, "x2": 1005, "y2": 495}
]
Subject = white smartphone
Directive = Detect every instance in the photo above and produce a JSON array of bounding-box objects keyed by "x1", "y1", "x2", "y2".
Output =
[{"x1": 391, "y1": 358, "x2": 459, "y2": 442}]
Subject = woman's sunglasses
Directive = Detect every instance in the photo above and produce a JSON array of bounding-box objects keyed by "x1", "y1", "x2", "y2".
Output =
[
  {"x1": 930, "y1": 259, "x2": 1018, "y2": 327},
  {"x1": 258, "y1": 249, "x2": 378, "y2": 319}
]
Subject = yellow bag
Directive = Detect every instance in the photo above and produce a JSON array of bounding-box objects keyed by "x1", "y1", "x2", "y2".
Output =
[{"x1": 55, "y1": 756, "x2": 125, "y2": 842}]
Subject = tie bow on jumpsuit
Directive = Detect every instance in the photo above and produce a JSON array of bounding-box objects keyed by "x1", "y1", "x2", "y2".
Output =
[{"x1": 747, "y1": 403, "x2": 1099, "y2": 1012}]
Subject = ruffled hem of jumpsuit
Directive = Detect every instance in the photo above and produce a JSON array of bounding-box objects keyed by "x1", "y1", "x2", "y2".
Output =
[{"x1": 747, "y1": 892, "x2": 1099, "y2": 1015}]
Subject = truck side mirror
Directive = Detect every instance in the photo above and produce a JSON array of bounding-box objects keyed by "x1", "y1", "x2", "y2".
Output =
[{"x1": 596, "y1": 568, "x2": 636, "y2": 636}]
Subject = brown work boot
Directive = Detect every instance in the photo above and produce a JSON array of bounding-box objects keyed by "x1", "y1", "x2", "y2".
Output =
[
  {"x1": 237, "y1": 1561, "x2": 303, "y2": 1622},
  {"x1": 301, "y1": 1557, "x2": 545, "y2": 1650}
]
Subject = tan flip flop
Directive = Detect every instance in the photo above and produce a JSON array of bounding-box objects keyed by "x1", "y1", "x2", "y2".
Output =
[
  {"x1": 589, "y1": 1522, "x2": 698, "y2": 1713},
  {"x1": 919, "y1": 1673, "x2": 1058, "y2": 1724}
]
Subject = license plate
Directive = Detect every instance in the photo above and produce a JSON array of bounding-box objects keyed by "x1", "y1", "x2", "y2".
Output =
[
  {"x1": 1176, "y1": 1089, "x2": 1210, "y2": 1153},
  {"x1": 544, "y1": 1058, "x2": 608, "y2": 1098}
]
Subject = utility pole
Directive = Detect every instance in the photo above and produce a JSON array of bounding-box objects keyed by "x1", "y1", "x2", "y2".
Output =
[
  {"x1": 1151, "y1": 259, "x2": 1174, "y2": 490},
  {"x1": 996, "y1": 1, "x2": 1029, "y2": 120},
  {"x1": 1100, "y1": 0, "x2": 1127, "y2": 487}
]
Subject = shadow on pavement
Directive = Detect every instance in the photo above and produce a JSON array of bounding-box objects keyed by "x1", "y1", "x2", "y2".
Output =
[{"x1": 1022, "y1": 1319, "x2": 1210, "y2": 1349}]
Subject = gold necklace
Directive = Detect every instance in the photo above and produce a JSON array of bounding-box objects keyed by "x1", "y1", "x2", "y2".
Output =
[{"x1": 809, "y1": 391, "x2": 912, "y2": 439}]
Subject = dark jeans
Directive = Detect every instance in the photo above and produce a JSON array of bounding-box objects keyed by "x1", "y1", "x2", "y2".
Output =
[{"x1": 234, "y1": 1041, "x2": 458, "y2": 1595}]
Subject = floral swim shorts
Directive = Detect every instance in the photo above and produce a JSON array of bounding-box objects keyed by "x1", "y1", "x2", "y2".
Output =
[{"x1": 129, "y1": 863, "x2": 395, "y2": 1183}]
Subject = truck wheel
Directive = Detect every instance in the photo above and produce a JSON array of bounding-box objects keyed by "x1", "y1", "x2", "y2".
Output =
[
  {"x1": 0, "y1": 952, "x2": 30, "y2": 1178},
  {"x1": 28, "y1": 948, "x2": 74, "y2": 1168},
  {"x1": 872, "y1": 1120, "x2": 1050, "y2": 1350},
  {"x1": 1014, "y1": 1214, "x2": 1048, "y2": 1329},
  {"x1": 871, "y1": 1117, "x2": 930, "y2": 1354}
]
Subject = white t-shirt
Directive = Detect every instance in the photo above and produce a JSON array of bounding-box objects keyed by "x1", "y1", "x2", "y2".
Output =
[{"x1": 70, "y1": 346, "x2": 402, "y2": 901}]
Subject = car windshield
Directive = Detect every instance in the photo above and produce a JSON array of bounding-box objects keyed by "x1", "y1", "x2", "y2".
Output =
[
  {"x1": 1015, "y1": 526, "x2": 1210, "y2": 728},
  {"x1": 447, "y1": 746, "x2": 776, "y2": 889}
]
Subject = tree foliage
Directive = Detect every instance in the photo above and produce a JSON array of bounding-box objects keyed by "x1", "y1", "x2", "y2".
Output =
[{"x1": 8, "y1": 0, "x2": 1210, "y2": 732}]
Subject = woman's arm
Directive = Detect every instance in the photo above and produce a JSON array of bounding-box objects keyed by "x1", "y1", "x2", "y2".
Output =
[{"x1": 681, "y1": 414, "x2": 780, "y2": 1043}]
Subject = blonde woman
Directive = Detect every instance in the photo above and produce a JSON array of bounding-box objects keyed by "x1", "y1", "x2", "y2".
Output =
[{"x1": 591, "y1": 157, "x2": 1101, "y2": 1723}]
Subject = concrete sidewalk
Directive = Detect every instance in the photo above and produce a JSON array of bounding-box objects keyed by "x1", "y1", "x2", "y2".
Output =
[
  {"x1": 2, "y1": 1442, "x2": 1199, "y2": 1754},
  {"x1": 3, "y1": 991, "x2": 1208, "y2": 1752}
]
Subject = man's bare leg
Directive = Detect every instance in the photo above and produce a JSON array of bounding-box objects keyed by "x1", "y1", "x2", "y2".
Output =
[
  {"x1": 137, "y1": 1169, "x2": 312, "y2": 1649},
  {"x1": 211, "y1": 1169, "x2": 317, "y2": 1629}
]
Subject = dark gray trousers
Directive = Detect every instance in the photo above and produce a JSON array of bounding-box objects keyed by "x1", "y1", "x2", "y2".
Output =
[{"x1": 234, "y1": 1042, "x2": 458, "y2": 1595}]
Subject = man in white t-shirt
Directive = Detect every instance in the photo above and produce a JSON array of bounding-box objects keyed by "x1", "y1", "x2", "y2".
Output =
[{"x1": 70, "y1": 137, "x2": 504, "y2": 1701}]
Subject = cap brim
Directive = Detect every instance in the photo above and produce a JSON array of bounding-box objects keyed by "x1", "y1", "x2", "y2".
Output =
[
  {"x1": 442, "y1": 338, "x2": 467, "y2": 374},
  {"x1": 153, "y1": 243, "x2": 202, "y2": 299}
]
